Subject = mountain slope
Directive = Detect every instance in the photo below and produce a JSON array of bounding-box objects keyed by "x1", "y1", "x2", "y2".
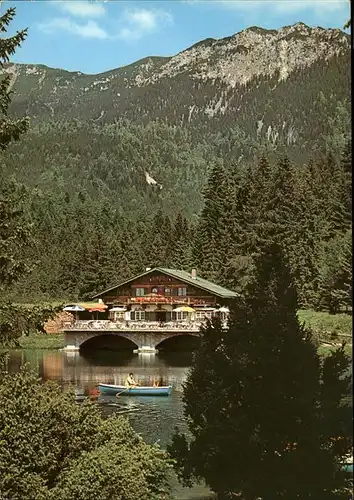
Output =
[
  {"x1": 3, "y1": 23, "x2": 349, "y2": 122},
  {"x1": 1, "y1": 23, "x2": 351, "y2": 213}
]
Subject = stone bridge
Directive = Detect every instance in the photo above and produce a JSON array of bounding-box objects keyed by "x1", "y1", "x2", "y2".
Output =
[{"x1": 63, "y1": 327, "x2": 200, "y2": 353}]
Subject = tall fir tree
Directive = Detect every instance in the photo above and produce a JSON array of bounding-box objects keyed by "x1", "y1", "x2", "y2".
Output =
[
  {"x1": 0, "y1": 8, "x2": 29, "y2": 151},
  {"x1": 316, "y1": 229, "x2": 352, "y2": 314},
  {"x1": 236, "y1": 156, "x2": 275, "y2": 255},
  {"x1": 170, "y1": 213, "x2": 193, "y2": 271},
  {"x1": 338, "y1": 139, "x2": 352, "y2": 229},
  {"x1": 0, "y1": 8, "x2": 33, "y2": 345},
  {"x1": 0, "y1": 7, "x2": 30, "y2": 292},
  {"x1": 192, "y1": 161, "x2": 238, "y2": 282},
  {"x1": 169, "y1": 243, "x2": 352, "y2": 500}
]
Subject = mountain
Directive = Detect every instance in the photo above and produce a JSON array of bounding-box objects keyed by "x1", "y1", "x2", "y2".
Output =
[
  {"x1": 4, "y1": 23, "x2": 350, "y2": 123},
  {"x1": 1, "y1": 23, "x2": 351, "y2": 208}
]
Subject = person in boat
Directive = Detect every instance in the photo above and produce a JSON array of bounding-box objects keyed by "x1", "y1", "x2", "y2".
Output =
[{"x1": 125, "y1": 373, "x2": 139, "y2": 387}]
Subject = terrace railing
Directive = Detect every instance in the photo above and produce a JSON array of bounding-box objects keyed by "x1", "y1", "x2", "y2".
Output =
[
  {"x1": 65, "y1": 319, "x2": 228, "y2": 331},
  {"x1": 66, "y1": 319, "x2": 202, "y2": 331}
]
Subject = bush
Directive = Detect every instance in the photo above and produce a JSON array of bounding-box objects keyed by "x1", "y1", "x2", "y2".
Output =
[{"x1": 0, "y1": 365, "x2": 172, "y2": 499}]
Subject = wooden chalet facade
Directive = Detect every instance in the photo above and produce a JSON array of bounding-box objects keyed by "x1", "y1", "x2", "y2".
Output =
[{"x1": 92, "y1": 267, "x2": 238, "y2": 323}]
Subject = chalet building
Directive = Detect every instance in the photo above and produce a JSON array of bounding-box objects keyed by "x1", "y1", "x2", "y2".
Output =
[
  {"x1": 62, "y1": 268, "x2": 239, "y2": 352},
  {"x1": 91, "y1": 267, "x2": 238, "y2": 323}
]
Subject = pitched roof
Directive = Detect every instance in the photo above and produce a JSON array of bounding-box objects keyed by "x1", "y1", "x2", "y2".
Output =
[
  {"x1": 160, "y1": 268, "x2": 239, "y2": 298},
  {"x1": 92, "y1": 267, "x2": 239, "y2": 299}
]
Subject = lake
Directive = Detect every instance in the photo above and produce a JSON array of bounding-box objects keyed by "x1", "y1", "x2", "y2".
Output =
[{"x1": 5, "y1": 348, "x2": 214, "y2": 500}]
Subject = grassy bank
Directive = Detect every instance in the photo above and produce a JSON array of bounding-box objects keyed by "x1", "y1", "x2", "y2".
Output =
[
  {"x1": 18, "y1": 333, "x2": 65, "y2": 350},
  {"x1": 317, "y1": 343, "x2": 352, "y2": 358},
  {"x1": 298, "y1": 309, "x2": 352, "y2": 341}
]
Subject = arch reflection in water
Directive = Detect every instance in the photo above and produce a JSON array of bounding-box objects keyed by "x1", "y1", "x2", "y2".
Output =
[{"x1": 39, "y1": 350, "x2": 189, "y2": 394}]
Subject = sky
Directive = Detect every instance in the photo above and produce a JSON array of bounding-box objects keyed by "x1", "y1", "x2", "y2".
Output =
[{"x1": 3, "y1": 0, "x2": 351, "y2": 74}]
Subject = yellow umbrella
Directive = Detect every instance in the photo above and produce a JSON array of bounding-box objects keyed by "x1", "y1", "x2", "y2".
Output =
[{"x1": 174, "y1": 306, "x2": 195, "y2": 313}]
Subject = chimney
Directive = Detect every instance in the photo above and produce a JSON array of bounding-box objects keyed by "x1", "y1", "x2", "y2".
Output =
[{"x1": 191, "y1": 268, "x2": 197, "y2": 279}]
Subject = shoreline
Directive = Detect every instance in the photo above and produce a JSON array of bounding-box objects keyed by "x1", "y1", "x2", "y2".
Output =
[
  {"x1": 14, "y1": 308, "x2": 352, "y2": 352},
  {"x1": 16, "y1": 334, "x2": 352, "y2": 358}
]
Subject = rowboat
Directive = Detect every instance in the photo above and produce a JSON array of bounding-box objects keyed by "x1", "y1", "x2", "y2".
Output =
[
  {"x1": 98, "y1": 383, "x2": 172, "y2": 396},
  {"x1": 340, "y1": 455, "x2": 353, "y2": 473},
  {"x1": 341, "y1": 463, "x2": 353, "y2": 473}
]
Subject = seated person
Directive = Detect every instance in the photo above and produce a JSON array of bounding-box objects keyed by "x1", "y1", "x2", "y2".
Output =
[{"x1": 125, "y1": 373, "x2": 138, "y2": 387}]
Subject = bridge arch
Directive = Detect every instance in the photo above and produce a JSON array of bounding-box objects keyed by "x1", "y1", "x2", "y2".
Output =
[
  {"x1": 155, "y1": 332, "x2": 201, "y2": 352},
  {"x1": 78, "y1": 333, "x2": 139, "y2": 351},
  {"x1": 64, "y1": 329, "x2": 201, "y2": 353}
]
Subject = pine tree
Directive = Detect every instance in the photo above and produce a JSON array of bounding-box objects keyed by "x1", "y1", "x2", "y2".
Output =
[
  {"x1": 317, "y1": 229, "x2": 352, "y2": 314},
  {"x1": 0, "y1": 8, "x2": 29, "y2": 150},
  {"x1": 338, "y1": 140, "x2": 352, "y2": 229},
  {"x1": 0, "y1": 7, "x2": 30, "y2": 292},
  {"x1": 170, "y1": 213, "x2": 193, "y2": 270},
  {"x1": 236, "y1": 156, "x2": 275, "y2": 255},
  {"x1": 192, "y1": 161, "x2": 239, "y2": 282},
  {"x1": 169, "y1": 243, "x2": 352, "y2": 499},
  {"x1": 144, "y1": 210, "x2": 170, "y2": 268}
]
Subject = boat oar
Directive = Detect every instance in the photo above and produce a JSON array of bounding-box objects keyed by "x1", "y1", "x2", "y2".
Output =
[{"x1": 116, "y1": 386, "x2": 132, "y2": 397}]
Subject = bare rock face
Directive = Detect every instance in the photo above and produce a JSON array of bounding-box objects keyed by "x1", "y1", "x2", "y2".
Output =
[
  {"x1": 0, "y1": 22, "x2": 350, "y2": 128},
  {"x1": 141, "y1": 23, "x2": 349, "y2": 87}
]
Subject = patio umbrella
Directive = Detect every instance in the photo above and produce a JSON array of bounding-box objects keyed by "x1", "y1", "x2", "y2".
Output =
[
  {"x1": 63, "y1": 304, "x2": 85, "y2": 321},
  {"x1": 173, "y1": 306, "x2": 195, "y2": 312},
  {"x1": 86, "y1": 303, "x2": 108, "y2": 320},
  {"x1": 218, "y1": 307, "x2": 230, "y2": 313},
  {"x1": 81, "y1": 303, "x2": 108, "y2": 310},
  {"x1": 63, "y1": 305, "x2": 85, "y2": 312},
  {"x1": 109, "y1": 306, "x2": 126, "y2": 320}
]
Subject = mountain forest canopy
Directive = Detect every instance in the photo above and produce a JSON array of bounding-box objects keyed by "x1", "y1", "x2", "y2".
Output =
[{"x1": 0, "y1": 11, "x2": 351, "y2": 312}]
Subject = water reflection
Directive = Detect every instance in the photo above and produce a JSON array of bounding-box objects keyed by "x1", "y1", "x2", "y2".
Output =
[{"x1": 32, "y1": 350, "x2": 191, "y2": 394}]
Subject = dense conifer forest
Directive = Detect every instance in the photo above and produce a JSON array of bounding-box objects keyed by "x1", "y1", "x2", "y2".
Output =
[{"x1": 3, "y1": 127, "x2": 351, "y2": 314}]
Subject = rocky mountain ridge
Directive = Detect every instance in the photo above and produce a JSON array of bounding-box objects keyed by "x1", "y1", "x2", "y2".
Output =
[
  {"x1": 2, "y1": 23, "x2": 349, "y2": 119},
  {"x1": 141, "y1": 23, "x2": 349, "y2": 87},
  {"x1": 1, "y1": 22, "x2": 350, "y2": 171},
  {"x1": 4, "y1": 23, "x2": 349, "y2": 89}
]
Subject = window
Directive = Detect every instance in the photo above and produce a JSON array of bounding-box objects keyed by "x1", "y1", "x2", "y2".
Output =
[
  {"x1": 195, "y1": 311, "x2": 214, "y2": 321},
  {"x1": 177, "y1": 287, "x2": 187, "y2": 296},
  {"x1": 152, "y1": 287, "x2": 158, "y2": 294},
  {"x1": 164, "y1": 288, "x2": 171, "y2": 295},
  {"x1": 114, "y1": 312, "x2": 124, "y2": 320},
  {"x1": 176, "y1": 311, "x2": 188, "y2": 321},
  {"x1": 134, "y1": 310, "x2": 145, "y2": 321},
  {"x1": 136, "y1": 288, "x2": 145, "y2": 297}
]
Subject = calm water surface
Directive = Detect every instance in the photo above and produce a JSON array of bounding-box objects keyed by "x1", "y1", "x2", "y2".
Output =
[{"x1": 6, "y1": 348, "x2": 214, "y2": 500}]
